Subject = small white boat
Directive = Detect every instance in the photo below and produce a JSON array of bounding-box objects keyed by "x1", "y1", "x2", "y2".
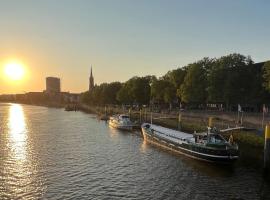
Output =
[{"x1": 109, "y1": 114, "x2": 133, "y2": 131}]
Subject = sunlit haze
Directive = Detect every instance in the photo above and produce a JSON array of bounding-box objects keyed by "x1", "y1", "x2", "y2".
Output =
[
  {"x1": 4, "y1": 62, "x2": 25, "y2": 80},
  {"x1": 0, "y1": 0, "x2": 270, "y2": 94}
]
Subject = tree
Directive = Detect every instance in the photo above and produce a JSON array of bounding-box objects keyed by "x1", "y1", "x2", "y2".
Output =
[
  {"x1": 80, "y1": 91, "x2": 91, "y2": 105},
  {"x1": 207, "y1": 54, "x2": 254, "y2": 106},
  {"x1": 117, "y1": 76, "x2": 151, "y2": 105},
  {"x1": 91, "y1": 85, "x2": 104, "y2": 104},
  {"x1": 117, "y1": 83, "x2": 132, "y2": 104},
  {"x1": 163, "y1": 68, "x2": 187, "y2": 88},
  {"x1": 128, "y1": 77, "x2": 151, "y2": 105},
  {"x1": 207, "y1": 61, "x2": 227, "y2": 102},
  {"x1": 263, "y1": 61, "x2": 270, "y2": 92},
  {"x1": 179, "y1": 62, "x2": 208, "y2": 104},
  {"x1": 164, "y1": 86, "x2": 176, "y2": 109},
  {"x1": 151, "y1": 79, "x2": 175, "y2": 107},
  {"x1": 103, "y1": 82, "x2": 122, "y2": 104}
]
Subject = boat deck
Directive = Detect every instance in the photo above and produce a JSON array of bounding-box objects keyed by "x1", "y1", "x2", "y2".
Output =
[{"x1": 146, "y1": 124, "x2": 194, "y2": 143}]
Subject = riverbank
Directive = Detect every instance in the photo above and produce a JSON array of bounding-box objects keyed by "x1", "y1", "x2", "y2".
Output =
[
  {"x1": 77, "y1": 104, "x2": 266, "y2": 170},
  {"x1": 77, "y1": 104, "x2": 265, "y2": 147}
]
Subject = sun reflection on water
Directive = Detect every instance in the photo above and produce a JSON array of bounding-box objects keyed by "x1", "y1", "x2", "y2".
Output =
[
  {"x1": 3, "y1": 104, "x2": 44, "y2": 198},
  {"x1": 8, "y1": 104, "x2": 27, "y2": 160}
]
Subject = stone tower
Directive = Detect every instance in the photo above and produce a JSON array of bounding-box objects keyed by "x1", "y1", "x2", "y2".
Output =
[{"x1": 89, "y1": 66, "x2": 94, "y2": 92}]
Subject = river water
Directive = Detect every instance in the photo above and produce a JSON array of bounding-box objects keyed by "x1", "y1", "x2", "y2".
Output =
[{"x1": 0, "y1": 103, "x2": 269, "y2": 200}]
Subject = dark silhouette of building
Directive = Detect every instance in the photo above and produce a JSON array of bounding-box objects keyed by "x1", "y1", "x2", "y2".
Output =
[
  {"x1": 89, "y1": 66, "x2": 94, "y2": 92},
  {"x1": 46, "y1": 77, "x2": 61, "y2": 94}
]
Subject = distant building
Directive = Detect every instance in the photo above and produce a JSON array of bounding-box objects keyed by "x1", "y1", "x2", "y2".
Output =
[
  {"x1": 26, "y1": 92, "x2": 47, "y2": 103},
  {"x1": 46, "y1": 77, "x2": 61, "y2": 94},
  {"x1": 0, "y1": 94, "x2": 16, "y2": 102},
  {"x1": 89, "y1": 66, "x2": 94, "y2": 92},
  {"x1": 61, "y1": 92, "x2": 80, "y2": 103}
]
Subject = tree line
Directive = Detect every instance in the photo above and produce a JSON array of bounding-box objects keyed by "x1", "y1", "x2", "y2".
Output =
[{"x1": 81, "y1": 53, "x2": 270, "y2": 111}]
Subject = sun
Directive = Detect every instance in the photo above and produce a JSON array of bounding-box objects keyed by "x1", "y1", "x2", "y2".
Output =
[{"x1": 4, "y1": 62, "x2": 25, "y2": 80}]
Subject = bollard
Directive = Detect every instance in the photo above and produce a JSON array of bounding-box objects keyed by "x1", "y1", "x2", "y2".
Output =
[
  {"x1": 178, "y1": 113, "x2": 182, "y2": 130},
  {"x1": 144, "y1": 109, "x2": 147, "y2": 122},
  {"x1": 264, "y1": 125, "x2": 270, "y2": 174},
  {"x1": 208, "y1": 117, "x2": 213, "y2": 128}
]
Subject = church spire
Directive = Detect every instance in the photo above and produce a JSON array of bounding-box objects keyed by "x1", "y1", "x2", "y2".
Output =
[
  {"x1": 90, "y1": 65, "x2": 93, "y2": 77},
  {"x1": 89, "y1": 65, "x2": 94, "y2": 92}
]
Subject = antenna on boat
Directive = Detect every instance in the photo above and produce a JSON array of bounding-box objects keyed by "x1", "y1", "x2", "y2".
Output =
[
  {"x1": 151, "y1": 112, "x2": 153, "y2": 124},
  {"x1": 207, "y1": 127, "x2": 211, "y2": 136},
  {"x1": 207, "y1": 117, "x2": 213, "y2": 136}
]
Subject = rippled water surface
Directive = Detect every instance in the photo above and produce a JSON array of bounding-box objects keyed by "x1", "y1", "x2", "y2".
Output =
[{"x1": 0, "y1": 103, "x2": 270, "y2": 200}]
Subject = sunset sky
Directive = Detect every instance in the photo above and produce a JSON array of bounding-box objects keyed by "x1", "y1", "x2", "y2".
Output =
[{"x1": 0, "y1": 0, "x2": 270, "y2": 94}]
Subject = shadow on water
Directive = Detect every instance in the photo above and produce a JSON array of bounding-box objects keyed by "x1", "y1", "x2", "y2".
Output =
[
  {"x1": 238, "y1": 143, "x2": 270, "y2": 199},
  {"x1": 139, "y1": 137, "x2": 270, "y2": 199},
  {"x1": 142, "y1": 141, "x2": 236, "y2": 178},
  {"x1": 114, "y1": 126, "x2": 266, "y2": 178},
  {"x1": 236, "y1": 143, "x2": 264, "y2": 169},
  {"x1": 103, "y1": 118, "x2": 270, "y2": 199}
]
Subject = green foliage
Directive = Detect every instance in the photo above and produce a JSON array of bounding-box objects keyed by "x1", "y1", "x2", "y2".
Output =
[
  {"x1": 81, "y1": 82, "x2": 122, "y2": 105},
  {"x1": 116, "y1": 76, "x2": 152, "y2": 105},
  {"x1": 164, "y1": 87, "x2": 176, "y2": 104},
  {"x1": 222, "y1": 54, "x2": 253, "y2": 104},
  {"x1": 151, "y1": 79, "x2": 175, "y2": 105},
  {"x1": 263, "y1": 61, "x2": 270, "y2": 92},
  {"x1": 103, "y1": 82, "x2": 122, "y2": 104},
  {"x1": 80, "y1": 91, "x2": 91, "y2": 104},
  {"x1": 207, "y1": 54, "x2": 255, "y2": 104},
  {"x1": 116, "y1": 83, "x2": 132, "y2": 104},
  {"x1": 163, "y1": 68, "x2": 187, "y2": 88},
  {"x1": 128, "y1": 77, "x2": 151, "y2": 105},
  {"x1": 81, "y1": 53, "x2": 269, "y2": 109},
  {"x1": 179, "y1": 62, "x2": 208, "y2": 103},
  {"x1": 162, "y1": 68, "x2": 186, "y2": 105}
]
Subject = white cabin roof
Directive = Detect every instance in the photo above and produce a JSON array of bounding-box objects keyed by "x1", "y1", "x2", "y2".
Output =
[{"x1": 149, "y1": 124, "x2": 191, "y2": 139}]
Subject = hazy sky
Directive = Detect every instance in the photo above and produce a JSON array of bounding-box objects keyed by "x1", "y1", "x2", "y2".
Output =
[{"x1": 0, "y1": 0, "x2": 269, "y2": 94}]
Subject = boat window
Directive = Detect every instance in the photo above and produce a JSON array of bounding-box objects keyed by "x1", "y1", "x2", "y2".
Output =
[
  {"x1": 209, "y1": 135, "x2": 225, "y2": 143},
  {"x1": 121, "y1": 116, "x2": 129, "y2": 119}
]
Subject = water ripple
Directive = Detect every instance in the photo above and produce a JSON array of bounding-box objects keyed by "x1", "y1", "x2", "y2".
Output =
[{"x1": 0, "y1": 103, "x2": 270, "y2": 199}]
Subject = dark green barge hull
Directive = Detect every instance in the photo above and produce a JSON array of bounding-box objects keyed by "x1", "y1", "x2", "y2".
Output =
[{"x1": 142, "y1": 127, "x2": 238, "y2": 164}]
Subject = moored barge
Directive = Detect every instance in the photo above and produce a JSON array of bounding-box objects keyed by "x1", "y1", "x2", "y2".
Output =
[{"x1": 141, "y1": 123, "x2": 239, "y2": 163}]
